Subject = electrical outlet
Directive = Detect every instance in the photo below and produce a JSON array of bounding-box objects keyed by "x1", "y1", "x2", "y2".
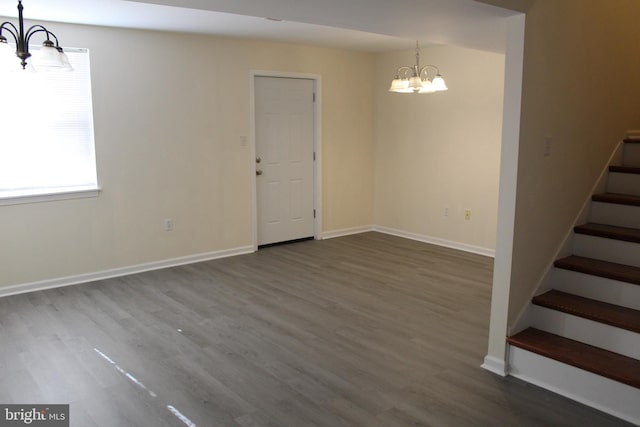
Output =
[
  {"x1": 164, "y1": 218, "x2": 174, "y2": 231},
  {"x1": 464, "y1": 209, "x2": 471, "y2": 220},
  {"x1": 444, "y1": 207, "x2": 449, "y2": 217}
]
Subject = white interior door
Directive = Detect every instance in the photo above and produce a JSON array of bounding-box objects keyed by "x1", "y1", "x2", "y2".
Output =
[{"x1": 255, "y1": 77, "x2": 315, "y2": 246}]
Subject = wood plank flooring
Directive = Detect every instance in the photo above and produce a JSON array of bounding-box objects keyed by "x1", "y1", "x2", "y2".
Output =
[{"x1": 0, "y1": 232, "x2": 631, "y2": 426}]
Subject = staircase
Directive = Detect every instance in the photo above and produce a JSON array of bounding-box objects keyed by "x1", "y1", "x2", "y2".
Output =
[{"x1": 507, "y1": 138, "x2": 640, "y2": 425}]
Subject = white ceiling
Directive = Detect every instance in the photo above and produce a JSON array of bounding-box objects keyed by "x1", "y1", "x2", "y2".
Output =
[{"x1": 0, "y1": 0, "x2": 523, "y2": 53}]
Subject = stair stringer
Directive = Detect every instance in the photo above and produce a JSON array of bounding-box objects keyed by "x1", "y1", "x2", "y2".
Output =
[{"x1": 509, "y1": 139, "x2": 625, "y2": 336}]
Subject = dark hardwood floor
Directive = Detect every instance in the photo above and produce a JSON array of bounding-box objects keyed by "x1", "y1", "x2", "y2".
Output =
[{"x1": 0, "y1": 232, "x2": 631, "y2": 426}]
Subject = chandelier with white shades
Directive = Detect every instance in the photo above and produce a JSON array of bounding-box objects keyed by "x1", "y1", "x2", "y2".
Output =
[
  {"x1": 0, "y1": 0, "x2": 72, "y2": 71},
  {"x1": 389, "y1": 41, "x2": 447, "y2": 94}
]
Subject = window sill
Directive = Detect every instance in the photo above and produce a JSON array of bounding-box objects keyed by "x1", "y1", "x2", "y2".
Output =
[{"x1": 0, "y1": 187, "x2": 102, "y2": 206}]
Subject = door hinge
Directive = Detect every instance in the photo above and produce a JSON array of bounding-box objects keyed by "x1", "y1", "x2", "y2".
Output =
[
  {"x1": 313, "y1": 92, "x2": 316, "y2": 102},
  {"x1": 313, "y1": 209, "x2": 316, "y2": 218},
  {"x1": 313, "y1": 152, "x2": 316, "y2": 161}
]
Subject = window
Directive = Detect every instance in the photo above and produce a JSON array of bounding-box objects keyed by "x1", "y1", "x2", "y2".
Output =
[{"x1": 0, "y1": 48, "x2": 98, "y2": 203}]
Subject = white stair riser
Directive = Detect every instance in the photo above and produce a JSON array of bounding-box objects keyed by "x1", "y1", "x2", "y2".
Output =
[
  {"x1": 508, "y1": 346, "x2": 640, "y2": 425},
  {"x1": 508, "y1": 146, "x2": 640, "y2": 423},
  {"x1": 549, "y1": 268, "x2": 640, "y2": 310},
  {"x1": 607, "y1": 172, "x2": 640, "y2": 196},
  {"x1": 624, "y1": 143, "x2": 640, "y2": 167},
  {"x1": 531, "y1": 305, "x2": 640, "y2": 359},
  {"x1": 590, "y1": 202, "x2": 640, "y2": 228},
  {"x1": 573, "y1": 234, "x2": 640, "y2": 268}
]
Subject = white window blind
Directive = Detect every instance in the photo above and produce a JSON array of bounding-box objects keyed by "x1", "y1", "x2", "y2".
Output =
[{"x1": 0, "y1": 48, "x2": 98, "y2": 200}]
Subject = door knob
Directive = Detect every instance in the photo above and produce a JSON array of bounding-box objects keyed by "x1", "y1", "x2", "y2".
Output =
[
  {"x1": 256, "y1": 169, "x2": 263, "y2": 176},
  {"x1": 256, "y1": 157, "x2": 262, "y2": 163}
]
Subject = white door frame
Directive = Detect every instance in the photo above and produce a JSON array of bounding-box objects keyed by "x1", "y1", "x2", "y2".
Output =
[{"x1": 249, "y1": 70, "x2": 322, "y2": 250}]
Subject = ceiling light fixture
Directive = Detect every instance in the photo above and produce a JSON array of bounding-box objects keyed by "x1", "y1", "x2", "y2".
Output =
[
  {"x1": 389, "y1": 41, "x2": 447, "y2": 94},
  {"x1": 0, "y1": 0, "x2": 72, "y2": 71}
]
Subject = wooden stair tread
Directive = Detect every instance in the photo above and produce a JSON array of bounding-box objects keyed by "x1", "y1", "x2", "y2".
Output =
[
  {"x1": 592, "y1": 193, "x2": 640, "y2": 206},
  {"x1": 533, "y1": 290, "x2": 640, "y2": 333},
  {"x1": 507, "y1": 328, "x2": 640, "y2": 389},
  {"x1": 609, "y1": 165, "x2": 640, "y2": 175},
  {"x1": 574, "y1": 222, "x2": 640, "y2": 244},
  {"x1": 555, "y1": 255, "x2": 640, "y2": 286},
  {"x1": 624, "y1": 138, "x2": 640, "y2": 144}
]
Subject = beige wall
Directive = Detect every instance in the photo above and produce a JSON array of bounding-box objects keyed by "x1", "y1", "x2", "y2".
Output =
[
  {"x1": 507, "y1": 0, "x2": 640, "y2": 327},
  {"x1": 0, "y1": 22, "x2": 504, "y2": 291},
  {"x1": 0, "y1": 23, "x2": 375, "y2": 288},
  {"x1": 374, "y1": 46, "x2": 505, "y2": 252}
]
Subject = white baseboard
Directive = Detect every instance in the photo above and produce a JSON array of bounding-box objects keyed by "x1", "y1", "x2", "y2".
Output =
[
  {"x1": 1, "y1": 226, "x2": 494, "y2": 298},
  {"x1": 481, "y1": 355, "x2": 507, "y2": 376},
  {"x1": 322, "y1": 225, "x2": 495, "y2": 257},
  {"x1": 373, "y1": 225, "x2": 495, "y2": 257},
  {"x1": 321, "y1": 225, "x2": 374, "y2": 239},
  {"x1": 0, "y1": 246, "x2": 255, "y2": 298}
]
